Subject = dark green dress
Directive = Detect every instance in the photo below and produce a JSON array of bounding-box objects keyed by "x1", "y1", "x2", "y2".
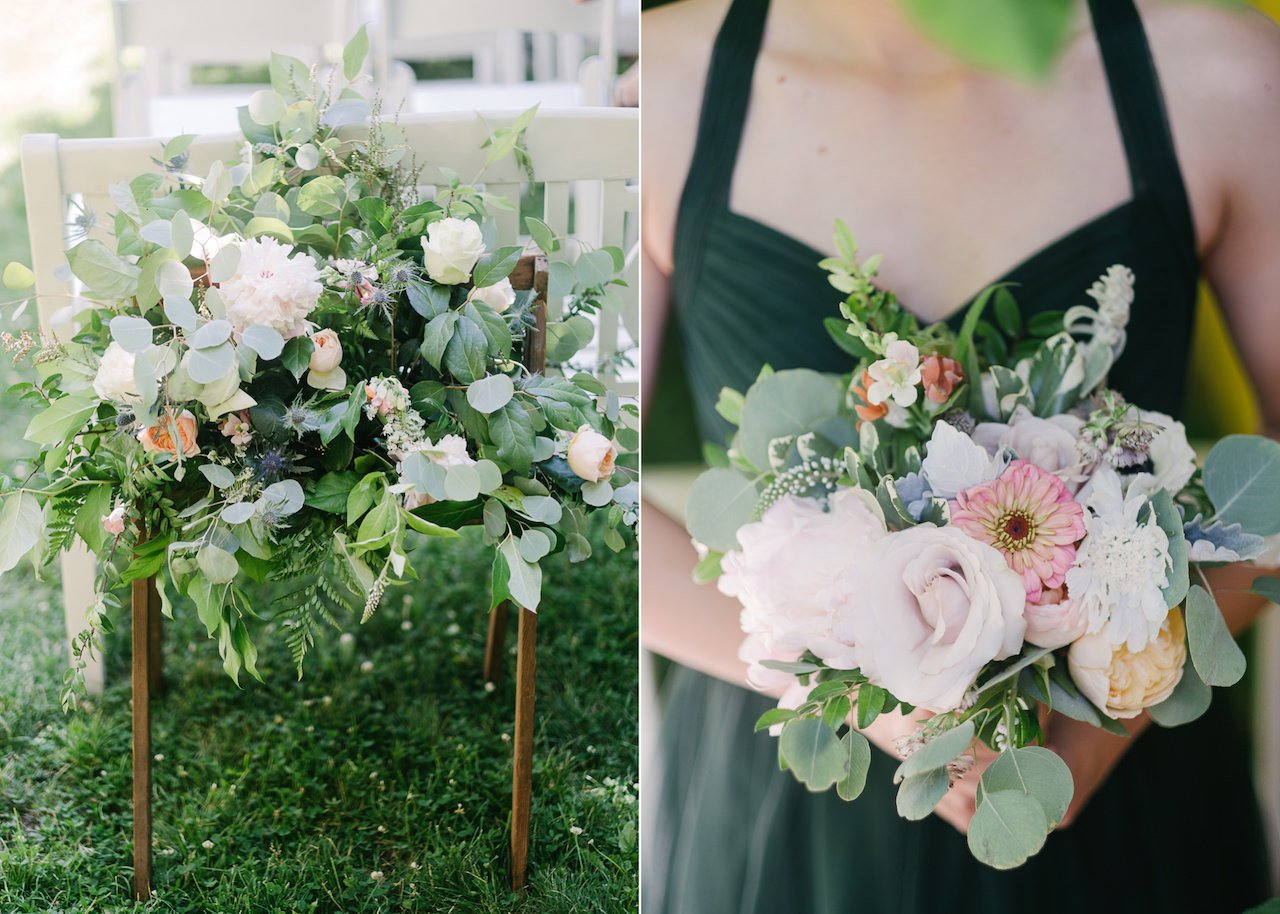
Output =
[{"x1": 644, "y1": 0, "x2": 1273, "y2": 911}]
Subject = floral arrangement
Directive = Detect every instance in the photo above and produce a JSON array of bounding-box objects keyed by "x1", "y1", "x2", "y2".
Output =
[
  {"x1": 0, "y1": 32, "x2": 637, "y2": 696},
  {"x1": 685, "y1": 222, "x2": 1280, "y2": 868}
]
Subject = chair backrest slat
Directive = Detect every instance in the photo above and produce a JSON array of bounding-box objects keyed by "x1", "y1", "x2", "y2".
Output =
[{"x1": 23, "y1": 109, "x2": 638, "y2": 391}]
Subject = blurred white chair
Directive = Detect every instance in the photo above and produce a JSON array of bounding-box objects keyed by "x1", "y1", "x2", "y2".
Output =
[
  {"x1": 19, "y1": 107, "x2": 638, "y2": 691},
  {"x1": 373, "y1": 0, "x2": 619, "y2": 112},
  {"x1": 111, "y1": 0, "x2": 355, "y2": 136}
]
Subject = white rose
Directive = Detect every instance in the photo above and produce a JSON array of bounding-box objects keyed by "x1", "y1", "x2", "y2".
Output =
[
  {"x1": 1068, "y1": 609, "x2": 1185, "y2": 719},
  {"x1": 972, "y1": 406, "x2": 1086, "y2": 489},
  {"x1": 920, "y1": 420, "x2": 1004, "y2": 499},
  {"x1": 306, "y1": 328, "x2": 347, "y2": 391},
  {"x1": 722, "y1": 489, "x2": 887, "y2": 675},
  {"x1": 220, "y1": 236, "x2": 323, "y2": 339},
  {"x1": 567, "y1": 426, "x2": 618, "y2": 482},
  {"x1": 93, "y1": 342, "x2": 142, "y2": 402},
  {"x1": 835, "y1": 524, "x2": 1026, "y2": 712},
  {"x1": 421, "y1": 217, "x2": 486, "y2": 285},
  {"x1": 470, "y1": 277, "x2": 516, "y2": 313}
]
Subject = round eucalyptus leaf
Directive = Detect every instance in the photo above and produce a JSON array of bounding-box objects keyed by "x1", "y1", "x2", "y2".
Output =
[
  {"x1": 473, "y1": 459, "x2": 503, "y2": 494},
  {"x1": 163, "y1": 294, "x2": 199, "y2": 332},
  {"x1": 296, "y1": 143, "x2": 320, "y2": 170},
  {"x1": 248, "y1": 89, "x2": 287, "y2": 125},
  {"x1": 189, "y1": 319, "x2": 233, "y2": 351},
  {"x1": 466, "y1": 374, "x2": 515, "y2": 414},
  {"x1": 157, "y1": 258, "x2": 195, "y2": 304},
  {"x1": 185, "y1": 342, "x2": 235, "y2": 384},
  {"x1": 738, "y1": 369, "x2": 844, "y2": 472},
  {"x1": 198, "y1": 463, "x2": 236, "y2": 489},
  {"x1": 779, "y1": 719, "x2": 847, "y2": 792},
  {"x1": 220, "y1": 502, "x2": 257, "y2": 525},
  {"x1": 240, "y1": 324, "x2": 285, "y2": 360},
  {"x1": 196, "y1": 544, "x2": 240, "y2": 585},
  {"x1": 1203, "y1": 435, "x2": 1280, "y2": 536},
  {"x1": 977, "y1": 747, "x2": 1073, "y2": 829},
  {"x1": 1148, "y1": 657, "x2": 1211, "y2": 727},
  {"x1": 581, "y1": 479, "x2": 613, "y2": 507},
  {"x1": 261, "y1": 479, "x2": 305, "y2": 516},
  {"x1": 210, "y1": 245, "x2": 241, "y2": 284},
  {"x1": 685, "y1": 468, "x2": 760, "y2": 553},
  {"x1": 967, "y1": 789, "x2": 1049, "y2": 870},
  {"x1": 1186, "y1": 584, "x2": 1246, "y2": 687},
  {"x1": 896, "y1": 768, "x2": 950, "y2": 820},
  {"x1": 109, "y1": 315, "x2": 154, "y2": 353},
  {"x1": 520, "y1": 495, "x2": 562, "y2": 525},
  {"x1": 518, "y1": 528, "x2": 552, "y2": 563},
  {"x1": 444, "y1": 464, "x2": 482, "y2": 502}
]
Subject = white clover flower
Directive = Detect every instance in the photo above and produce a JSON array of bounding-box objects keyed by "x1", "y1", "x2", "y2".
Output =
[
  {"x1": 864, "y1": 336, "x2": 921, "y2": 407},
  {"x1": 220, "y1": 236, "x2": 323, "y2": 339},
  {"x1": 1066, "y1": 467, "x2": 1172, "y2": 651}
]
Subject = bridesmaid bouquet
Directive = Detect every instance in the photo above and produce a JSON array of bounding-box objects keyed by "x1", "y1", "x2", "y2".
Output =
[
  {"x1": 0, "y1": 31, "x2": 637, "y2": 693},
  {"x1": 685, "y1": 222, "x2": 1280, "y2": 868}
]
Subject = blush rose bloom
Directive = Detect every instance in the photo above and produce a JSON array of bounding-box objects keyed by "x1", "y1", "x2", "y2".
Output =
[
  {"x1": 834, "y1": 524, "x2": 1026, "y2": 712},
  {"x1": 421, "y1": 217, "x2": 486, "y2": 285},
  {"x1": 92, "y1": 342, "x2": 143, "y2": 402},
  {"x1": 722, "y1": 489, "x2": 887, "y2": 676},
  {"x1": 470, "y1": 277, "x2": 516, "y2": 313},
  {"x1": 972, "y1": 406, "x2": 1086, "y2": 489},
  {"x1": 1068, "y1": 608, "x2": 1186, "y2": 719},
  {"x1": 566, "y1": 426, "x2": 618, "y2": 482},
  {"x1": 1023, "y1": 585, "x2": 1088, "y2": 649},
  {"x1": 138, "y1": 410, "x2": 200, "y2": 458}
]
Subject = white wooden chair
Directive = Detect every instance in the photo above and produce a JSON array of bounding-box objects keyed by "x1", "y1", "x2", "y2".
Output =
[
  {"x1": 20, "y1": 108, "x2": 637, "y2": 893},
  {"x1": 373, "y1": 0, "x2": 619, "y2": 112},
  {"x1": 111, "y1": 0, "x2": 355, "y2": 136}
]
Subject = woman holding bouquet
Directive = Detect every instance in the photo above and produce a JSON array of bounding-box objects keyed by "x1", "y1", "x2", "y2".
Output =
[{"x1": 640, "y1": 0, "x2": 1280, "y2": 910}]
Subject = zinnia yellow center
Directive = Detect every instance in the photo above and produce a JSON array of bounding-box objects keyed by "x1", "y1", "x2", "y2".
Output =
[{"x1": 994, "y1": 510, "x2": 1037, "y2": 551}]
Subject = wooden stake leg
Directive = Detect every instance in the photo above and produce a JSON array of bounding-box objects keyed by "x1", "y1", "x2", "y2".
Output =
[
  {"x1": 131, "y1": 575, "x2": 154, "y2": 901},
  {"x1": 510, "y1": 607, "x2": 538, "y2": 891},
  {"x1": 483, "y1": 601, "x2": 510, "y2": 685},
  {"x1": 147, "y1": 577, "x2": 164, "y2": 696}
]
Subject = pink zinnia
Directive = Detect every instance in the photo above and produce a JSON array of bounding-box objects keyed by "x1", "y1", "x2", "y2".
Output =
[{"x1": 950, "y1": 459, "x2": 1086, "y2": 603}]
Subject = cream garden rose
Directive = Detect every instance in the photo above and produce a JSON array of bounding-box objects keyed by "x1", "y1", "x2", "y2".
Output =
[
  {"x1": 567, "y1": 426, "x2": 618, "y2": 483},
  {"x1": 834, "y1": 523, "x2": 1026, "y2": 712},
  {"x1": 92, "y1": 342, "x2": 143, "y2": 402},
  {"x1": 307, "y1": 328, "x2": 346, "y2": 390},
  {"x1": 421, "y1": 217, "x2": 486, "y2": 285},
  {"x1": 470, "y1": 277, "x2": 516, "y2": 313},
  {"x1": 723, "y1": 489, "x2": 887, "y2": 678},
  {"x1": 1068, "y1": 608, "x2": 1186, "y2": 719}
]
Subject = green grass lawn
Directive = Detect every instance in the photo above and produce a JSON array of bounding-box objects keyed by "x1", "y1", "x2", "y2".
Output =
[{"x1": 0, "y1": 528, "x2": 638, "y2": 913}]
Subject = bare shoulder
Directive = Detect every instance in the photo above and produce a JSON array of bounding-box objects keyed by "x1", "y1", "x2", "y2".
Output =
[
  {"x1": 641, "y1": 0, "x2": 731, "y2": 273},
  {"x1": 1136, "y1": 2, "x2": 1280, "y2": 242}
]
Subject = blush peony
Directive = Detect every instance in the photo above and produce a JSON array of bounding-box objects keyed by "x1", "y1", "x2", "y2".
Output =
[
  {"x1": 722, "y1": 488, "x2": 887, "y2": 677},
  {"x1": 834, "y1": 524, "x2": 1026, "y2": 712},
  {"x1": 220, "y1": 236, "x2": 323, "y2": 339}
]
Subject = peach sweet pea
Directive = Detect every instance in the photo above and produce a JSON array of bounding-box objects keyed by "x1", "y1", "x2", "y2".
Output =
[
  {"x1": 920, "y1": 354, "x2": 964, "y2": 404},
  {"x1": 138, "y1": 410, "x2": 200, "y2": 458},
  {"x1": 851, "y1": 370, "x2": 889, "y2": 425}
]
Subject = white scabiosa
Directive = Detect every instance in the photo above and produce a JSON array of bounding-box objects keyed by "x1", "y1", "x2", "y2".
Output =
[{"x1": 1066, "y1": 466, "x2": 1172, "y2": 651}]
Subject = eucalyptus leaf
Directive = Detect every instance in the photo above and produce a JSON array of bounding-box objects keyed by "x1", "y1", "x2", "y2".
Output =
[
  {"x1": 978, "y1": 747, "x2": 1073, "y2": 829},
  {"x1": 685, "y1": 468, "x2": 760, "y2": 553},
  {"x1": 198, "y1": 464, "x2": 236, "y2": 489},
  {"x1": 110, "y1": 316, "x2": 154, "y2": 353},
  {"x1": 895, "y1": 719, "x2": 975, "y2": 782},
  {"x1": 1203, "y1": 435, "x2": 1280, "y2": 536},
  {"x1": 186, "y1": 343, "x2": 235, "y2": 384},
  {"x1": 0, "y1": 491, "x2": 43, "y2": 574},
  {"x1": 220, "y1": 502, "x2": 257, "y2": 525},
  {"x1": 896, "y1": 768, "x2": 950, "y2": 820},
  {"x1": 779, "y1": 719, "x2": 847, "y2": 792},
  {"x1": 240, "y1": 325, "x2": 285, "y2": 360},
  {"x1": 738, "y1": 369, "x2": 843, "y2": 471},
  {"x1": 1185, "y1": 583, "x2": 1246, "y2": 688},
  {"x1": 197, "y1": 544, "x2": 239, "y2": 584},
  {"x1": 836, "y1": 730, "x2": 872, "y2": 801},
  {"x1": 466, "y1": 374, "x2": 515, "y2": 414},
  {"x1": 444, "y1": 464, "x2": 482, "y2": 502},
  {"x1": 1147, "y1": 656, "x2": 1212, "y2": 727},
  {"x1": 967, "y1": 790, "x2": 1049, "y2": 870},
  {"x1": 189, "y1": 319, "x2": 232, "y2": 350},
  {"x1": 500, "y1": 536, "x2": 542, "y2": 611}
]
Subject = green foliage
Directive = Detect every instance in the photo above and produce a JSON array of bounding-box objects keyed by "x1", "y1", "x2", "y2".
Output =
[{"x1": 1203, "y1": 435, "x2": 1280, "y2": 536}]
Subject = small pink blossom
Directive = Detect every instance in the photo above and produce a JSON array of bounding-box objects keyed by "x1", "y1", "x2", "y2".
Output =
[
  {"x1": 219, "y1": 411, "x2": 253, "y2": 448},
  {"x1": 950, "y1": 459, "x2": 1087, "y2": 603},
  {"x1": 365, "y1": 383, "x2": 395, "y2": 416},
  {"x1": 102, "y1": 504, "x2": 128, "y2": 536}
]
